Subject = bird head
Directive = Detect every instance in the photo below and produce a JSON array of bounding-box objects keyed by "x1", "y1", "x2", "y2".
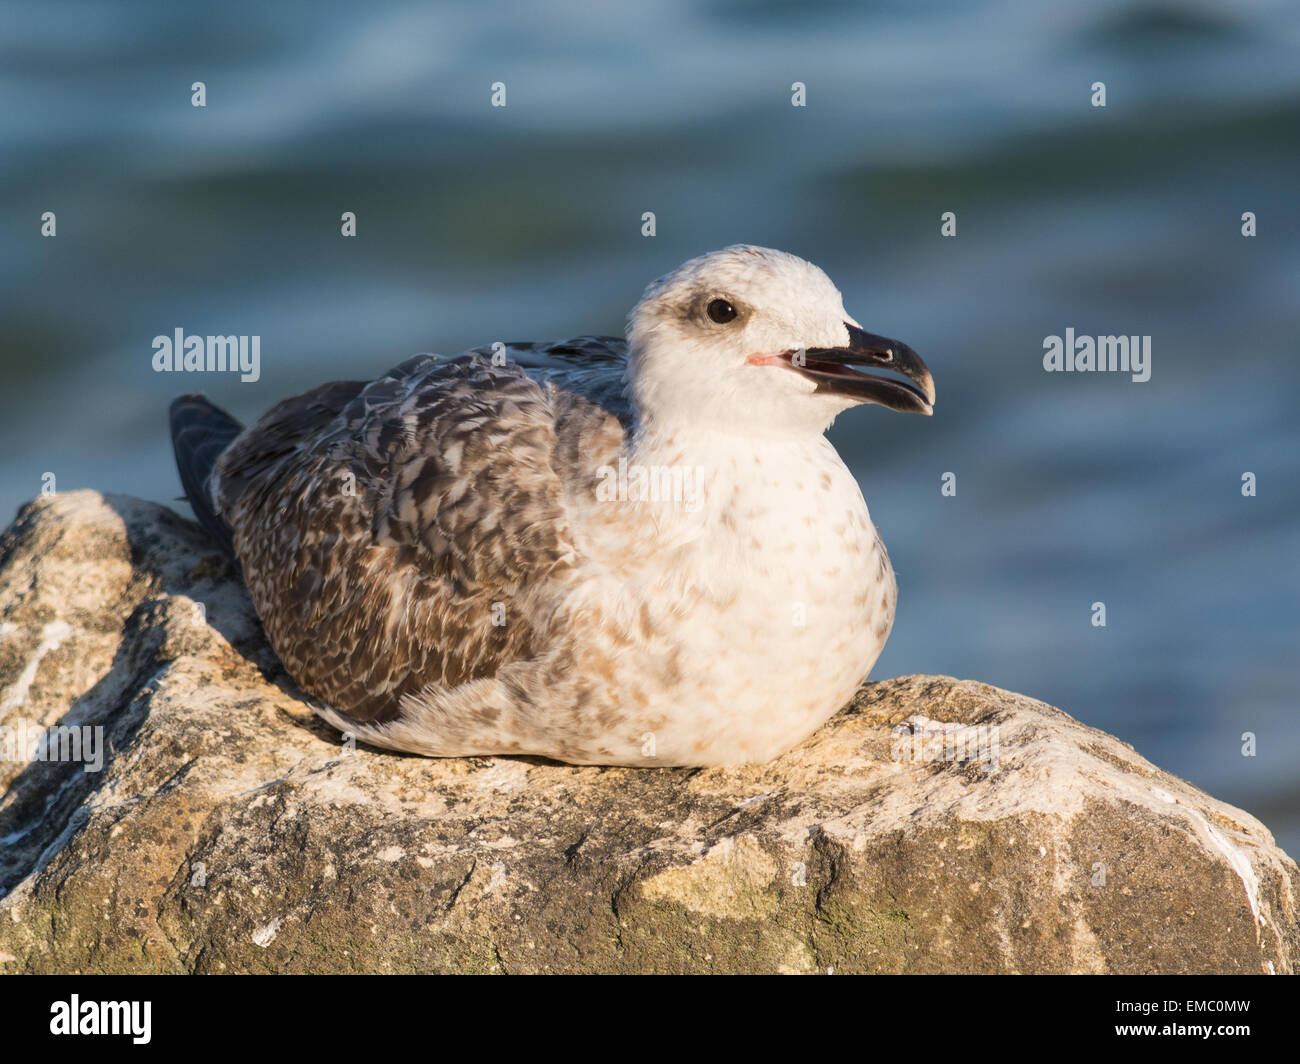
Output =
[{"x1": 626, "y1": 245, "x2": 933, "y2": 438}]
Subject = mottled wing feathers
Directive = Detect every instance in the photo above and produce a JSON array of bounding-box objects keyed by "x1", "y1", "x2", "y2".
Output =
[
  {"x1": 475, "y1": 336, "x2": 632, "y2": 429},
  {"x1": 213, "y1": 378, "x2": 368, "y2": 521},
  {"x1": 208, "y1": 347, "x2": 628, "y2": 725},
  {"x1": 343, "y1": 355, "x2": 579, "y2": 591}
]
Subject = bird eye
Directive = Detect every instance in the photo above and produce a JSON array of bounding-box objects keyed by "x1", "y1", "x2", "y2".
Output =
[{"x1": 706, "y1": 298, "x2": 737, "y2": 324}]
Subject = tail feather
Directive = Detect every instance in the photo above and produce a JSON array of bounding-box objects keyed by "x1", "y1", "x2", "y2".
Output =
[{"x1": 169, "y1": 394, "x2": 242, "y2": 558}]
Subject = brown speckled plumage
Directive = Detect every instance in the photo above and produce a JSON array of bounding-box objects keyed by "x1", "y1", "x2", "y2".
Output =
[
  {"x1": 213, "y1": 347, "x2": 625, "y2": 726},
  {"x1": 170, "y1": 246, "x2": 933, "y2": 765}
]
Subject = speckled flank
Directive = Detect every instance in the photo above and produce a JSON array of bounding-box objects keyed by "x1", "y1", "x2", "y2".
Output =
[{"x1": 207, "y1": 246, "x2": 912, "y2": 766}]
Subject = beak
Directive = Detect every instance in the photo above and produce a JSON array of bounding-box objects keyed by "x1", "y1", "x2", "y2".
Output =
[{"x1": 793, "y1": 323, "x2": 934, "y2": 415}]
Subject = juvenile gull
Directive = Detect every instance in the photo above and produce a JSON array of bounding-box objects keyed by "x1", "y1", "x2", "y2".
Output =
[{"x1": 170, "y1": 245, "x2": 934, "y2": 766}]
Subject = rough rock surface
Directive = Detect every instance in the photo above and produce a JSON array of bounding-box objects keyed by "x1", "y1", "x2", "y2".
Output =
[{"x1": 0, "y1": 490, "x2": 1295, "y2": 974}]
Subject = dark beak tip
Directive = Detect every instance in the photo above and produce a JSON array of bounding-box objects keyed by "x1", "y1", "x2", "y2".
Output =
[{"x1": 802, "y1": 324, "x2": 935, "y2": 415}]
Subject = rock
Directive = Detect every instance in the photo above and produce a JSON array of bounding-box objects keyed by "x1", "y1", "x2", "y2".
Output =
[{"x1": 0, "y1": 490, "x2": 1295, "y2": 974}]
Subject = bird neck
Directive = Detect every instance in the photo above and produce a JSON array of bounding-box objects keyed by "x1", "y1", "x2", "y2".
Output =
[{"x1": 626, "y1": 420, "x2": 846, "y2": 516}]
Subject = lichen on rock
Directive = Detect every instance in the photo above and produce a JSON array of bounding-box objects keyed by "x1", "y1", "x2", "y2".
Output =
[{"x1": 0, "y1": 491, "x2": 1295, "y2": 973}]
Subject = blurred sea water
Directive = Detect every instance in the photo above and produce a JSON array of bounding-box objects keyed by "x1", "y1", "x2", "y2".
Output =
[{"x1": 1, "y1": 1, "x2": 1297, "y2": 851}]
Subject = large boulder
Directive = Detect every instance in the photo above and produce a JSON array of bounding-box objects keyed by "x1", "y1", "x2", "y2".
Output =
[{"x1": 0, "y1": 491, "x2": 1294, "y2": 973}]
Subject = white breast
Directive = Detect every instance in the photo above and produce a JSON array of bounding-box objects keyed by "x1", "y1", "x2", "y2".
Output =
[{"x1": 571, "y1": 432, "x2": 896, "y2": 764}]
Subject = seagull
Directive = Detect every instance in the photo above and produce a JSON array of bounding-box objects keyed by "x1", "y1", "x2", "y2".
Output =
[{"x1": 170, "y1": 245, "x2": 934, "y2": 766}]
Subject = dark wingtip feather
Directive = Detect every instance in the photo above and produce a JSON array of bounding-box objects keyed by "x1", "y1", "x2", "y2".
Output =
[{"x1": 169, "y1": 394, "x2": 242, "y2": 559}]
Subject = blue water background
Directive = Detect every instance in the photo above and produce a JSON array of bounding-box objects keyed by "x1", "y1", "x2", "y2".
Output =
[{"x1": 1, "y1": 1, "x2": 1297, "y2": 852}]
